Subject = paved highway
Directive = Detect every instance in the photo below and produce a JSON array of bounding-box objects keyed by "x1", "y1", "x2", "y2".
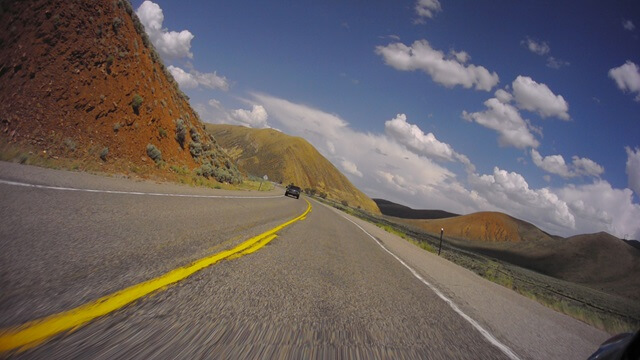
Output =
[{"x1": 0, "y1": 162, "x2": 608, "y2": 359}]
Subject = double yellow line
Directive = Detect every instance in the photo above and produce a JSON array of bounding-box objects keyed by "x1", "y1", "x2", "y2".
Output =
[{"x1": 0, "y1": 200, "x2": 311, "y2": 353}]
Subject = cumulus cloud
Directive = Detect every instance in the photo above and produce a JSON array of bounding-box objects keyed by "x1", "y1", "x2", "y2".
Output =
[
  {"x1": 168, "y1": 65, "x2": 229, "y2": 91},
  {"x1": 623, "y1": 19, "x2": 636, "y2": 31},
  {"x1": 609, "y1": 61, "x2": 640, "y2": 102},
  {"x1": 556, "y1": 181, "x2": 640, "y2": 239},
  {"x1": 531, "y1": 150, "x2": 604, "y2": 178},
  {"x1": 385, "y1": 114, "x2": 474, "y2": 170},
  {"x1": 375, "y1": 40, "x2": 499, "y2": 91},
  {"x1": 136, "y1": 1, "x2": 194, "y2": 59},
  {"x1": 512, "y1": 76, "x2": 570, "y2": 120},
  {"x1": 626, "y1": 147, "x2": 640, "y2": 195},
  {"x1": 462, "y1": 98, "x2": 539, "y2": 149},
  {"x1": 414, "y1": 0, "x2": 442, "y2": 22},
  {"x1": 195, "y1": 100, "x2": 269, "y2": 128},
  {"x1": 521, "y1": 37, "x2": 550, "y2": 56},
  {"x1": 470, "y1": 167, "x2": 576, "y2": 231},
  {"x1": 230, "y1": 105, "x2": 269, "y2": 128}
]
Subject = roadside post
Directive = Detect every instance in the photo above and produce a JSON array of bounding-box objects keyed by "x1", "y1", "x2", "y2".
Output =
[
  {"x1": 438, "y1": 228, "x2": 444, "y2": 256},
  {"x1": 258, "y1": 174, "x2": 268, "y2": 191}
]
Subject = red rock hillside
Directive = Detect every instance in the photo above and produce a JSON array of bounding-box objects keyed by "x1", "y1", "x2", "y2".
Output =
[{"x1": 0, "y1": 0, "x2": 241, "y2": 183}]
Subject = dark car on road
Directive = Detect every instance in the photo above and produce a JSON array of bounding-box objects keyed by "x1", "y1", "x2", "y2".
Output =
[{"x1": 285, "y1": 185, "x2": 301, "y2": 199}]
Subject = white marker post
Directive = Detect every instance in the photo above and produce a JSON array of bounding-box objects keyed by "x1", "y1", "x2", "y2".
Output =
[{"x1": 438, "y1": 228, "x2": 444, "y2": 256}]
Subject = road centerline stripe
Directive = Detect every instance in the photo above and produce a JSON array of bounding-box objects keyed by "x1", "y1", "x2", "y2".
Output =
[
  {"x1": 339, "y1": 212, "x2": 521, "y2": 360},
  {"x1": 0, "y1": 200, "x2": 312, "y2": 353}
]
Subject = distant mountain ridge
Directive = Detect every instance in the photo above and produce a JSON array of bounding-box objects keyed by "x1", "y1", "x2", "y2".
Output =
[
  {"x1": 374, "y1": 199, "x2": 458, "y2": 219},
  {"x1": 206, "y1": 124, "x2": 380, "y2": 213}
]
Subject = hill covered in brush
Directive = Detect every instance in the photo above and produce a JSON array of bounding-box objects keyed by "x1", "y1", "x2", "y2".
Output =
[
  {"x1": 206, "y1": 124, "x2": 380, "y2": 213},
  {"x1": 0, "y1": 0, "x2": 240, "y2": 183}
]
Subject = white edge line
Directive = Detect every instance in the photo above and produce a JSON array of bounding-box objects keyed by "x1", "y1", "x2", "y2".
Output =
[
  {"x1": 0, "y1": 179, "x2": 282, "y2": 199},
  {"x1": 341, "y1": 214, "x2": 521, "y2": 360}
]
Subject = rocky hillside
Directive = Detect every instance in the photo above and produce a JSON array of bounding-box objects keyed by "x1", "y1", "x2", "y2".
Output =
[
  {"x1": 0, "y1": 0, "x2": 241, "y2": 183},
  {"x1": 206, "y1": 124, "x2": 380, "y2": 213}
]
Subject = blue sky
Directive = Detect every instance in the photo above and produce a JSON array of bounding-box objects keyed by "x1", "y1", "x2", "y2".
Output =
[{"x1": 133, "y1": 0, "x2": 640, "y2": 239}]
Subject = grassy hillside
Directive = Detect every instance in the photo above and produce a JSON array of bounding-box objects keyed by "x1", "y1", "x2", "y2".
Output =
[{"x1": 206, "y1": 124, "x2": 380, "y2": 213}]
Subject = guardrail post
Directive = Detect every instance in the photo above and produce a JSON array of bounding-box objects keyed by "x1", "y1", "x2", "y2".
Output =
[{"x1": 438, "y1": 228, "x2": 444, "y2": 256}]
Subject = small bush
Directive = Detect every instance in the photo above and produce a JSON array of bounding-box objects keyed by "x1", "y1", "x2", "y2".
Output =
[
  {"x1": 113, "y1": 122, "x2": 121, "y2": 132},
  {"x1": 112, "y1": 17, "x2": 123, "y2": 34},
  {"x1": 189, "y1": 127, "x2": 200, "y2": 143},
  {"x1": 175, "y1": 119, "x2": 186, "y2": 148},
  {"x1": 131, "y1": 94, "x2": 143, "y2": 114},
  {"x1": 146, "y1": 144, "x2": 162, "y2": 163},
  {"x1": 64, "y1": 138, "x2": 76, "y2": 151},
  {"x1": 341, "y1": 200, "x2": 349, "y2": 207},
  {"x1": 158, "y1": 127, "x2": 167, "y2": 138},
  {"x1": 213, "y1": 167, "x2": 231, "y2": 183},
  {"x1": 100, "y1": 147, "x2": 109, "y2": 161},
  {"x1": 189, "y1": 141, "x2": 203, "y2": 158}
]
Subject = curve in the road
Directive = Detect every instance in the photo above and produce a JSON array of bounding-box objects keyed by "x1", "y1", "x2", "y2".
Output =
[{"x1": 0, "y1": 199, "x2": 311, "y2": 354}]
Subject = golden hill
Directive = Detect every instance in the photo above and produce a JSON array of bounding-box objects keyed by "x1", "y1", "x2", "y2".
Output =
[
  {"x1": 0, "y1": 0, "x2": 240, "y2": 183},
  {"x1": 399, "y1": 211, "x2": 554, "y2": 243},
  {"x1": 206, "y1": 124, "x2": 380, "y2": 213}
]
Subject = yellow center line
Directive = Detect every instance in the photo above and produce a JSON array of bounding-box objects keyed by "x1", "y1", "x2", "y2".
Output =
[{"x1": 0, "y1": 200, "x2": 312, "y2": 353}]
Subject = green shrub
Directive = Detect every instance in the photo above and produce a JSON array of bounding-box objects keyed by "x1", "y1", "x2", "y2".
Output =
[
  {"x1": 189, "y1": 141, "x2": 202, "y2": 158},
  {"x1": 146, "y1": 144, "x2": 162, "y2": 163},
  {"x1": 158, "y1": 127, "x2": 168, "y2": 138},
  {"x1": 113, "y1": 122, "x2": 121, "y2": 132},
  {"x1": 341, "y1": 200, "x2": 349, "y2": 207},
  {"x1": 100, "y1": 147, "x2": 109, "y2": 161},
  {"x1": 175, "y1": 119, "x2": 186, "y2": 148},
  {"x1": 131, "y1": 94, "x2": 143, "y2": 114},
  {"x1": 112, "y1": 17, "x2": 123, "y2": 34}
]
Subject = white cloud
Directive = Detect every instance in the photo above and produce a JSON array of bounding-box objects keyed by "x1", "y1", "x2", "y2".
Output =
[
  {"x1": 340, "y1": 159, "x2": 363, "y2": 177},
  {"x1": 557, "y1": 181, "x2": 640, "y2": 239},
  {"x1": 168, "y1": 65, "x2": 229, "y2": 91},
  {"x1": 375, "y1": 40, "x2": 499, "y2": 91},
  {"x1": 414, "y1": 0, "x2": 442, "y2": 22},
  {"x1": 623, "y1": 19, "x2": 636, "y2": 31},
  {"x1": 469, "y1": 167, "x2": 576, "y2": 231},
  {"x1": 609, "y1": 61, "x2": 640, "y2": 102},
  {"x1": 494, "y1": 88, "x2": 513, "y2": 103},
  {"x1": 384, "y1": 114, "x2": 473, "y2": 170},
  {"x1": 512, "y1": 76, "x2": 570, "y2": 120},
  {"x1": 450, "y1": 50, "x2": 470, "y2": 63},
  {"x1": 531, "y1": 150, "x2": 604, "y2": 178},
  {"x1": 462, "y1": 98, "x2": 540, "y2": 149},
  {"x1": 522, "y1": 37, "x2": 550, "y2": 56},
  {"x1": 230, "y1": 105, "x2": 269, "y2": 128},
  {"x1": 571, "y1": 156, "x2": 604, "y2": 177},
  {"x1": 626, "y1": 147, "x2": 640, "y2": 195},
  {"x1": 546, "y1": 56, "x2": 570, "y2": 69},
  {"x1": 136, "y1": 1, "x2": 194, "y2": 59},
  {"x1": 531, "y1": 149, "x2": 572, "y2": 178}
]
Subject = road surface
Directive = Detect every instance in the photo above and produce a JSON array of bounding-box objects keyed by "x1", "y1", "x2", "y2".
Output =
[{"x1": 0, "y1": 162, "x2": 608, "y2": 359}]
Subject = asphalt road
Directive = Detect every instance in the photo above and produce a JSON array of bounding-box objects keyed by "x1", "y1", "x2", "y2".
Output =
[{"x1": 0, "y1": 162, "x2": 608, "y2": 359}]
